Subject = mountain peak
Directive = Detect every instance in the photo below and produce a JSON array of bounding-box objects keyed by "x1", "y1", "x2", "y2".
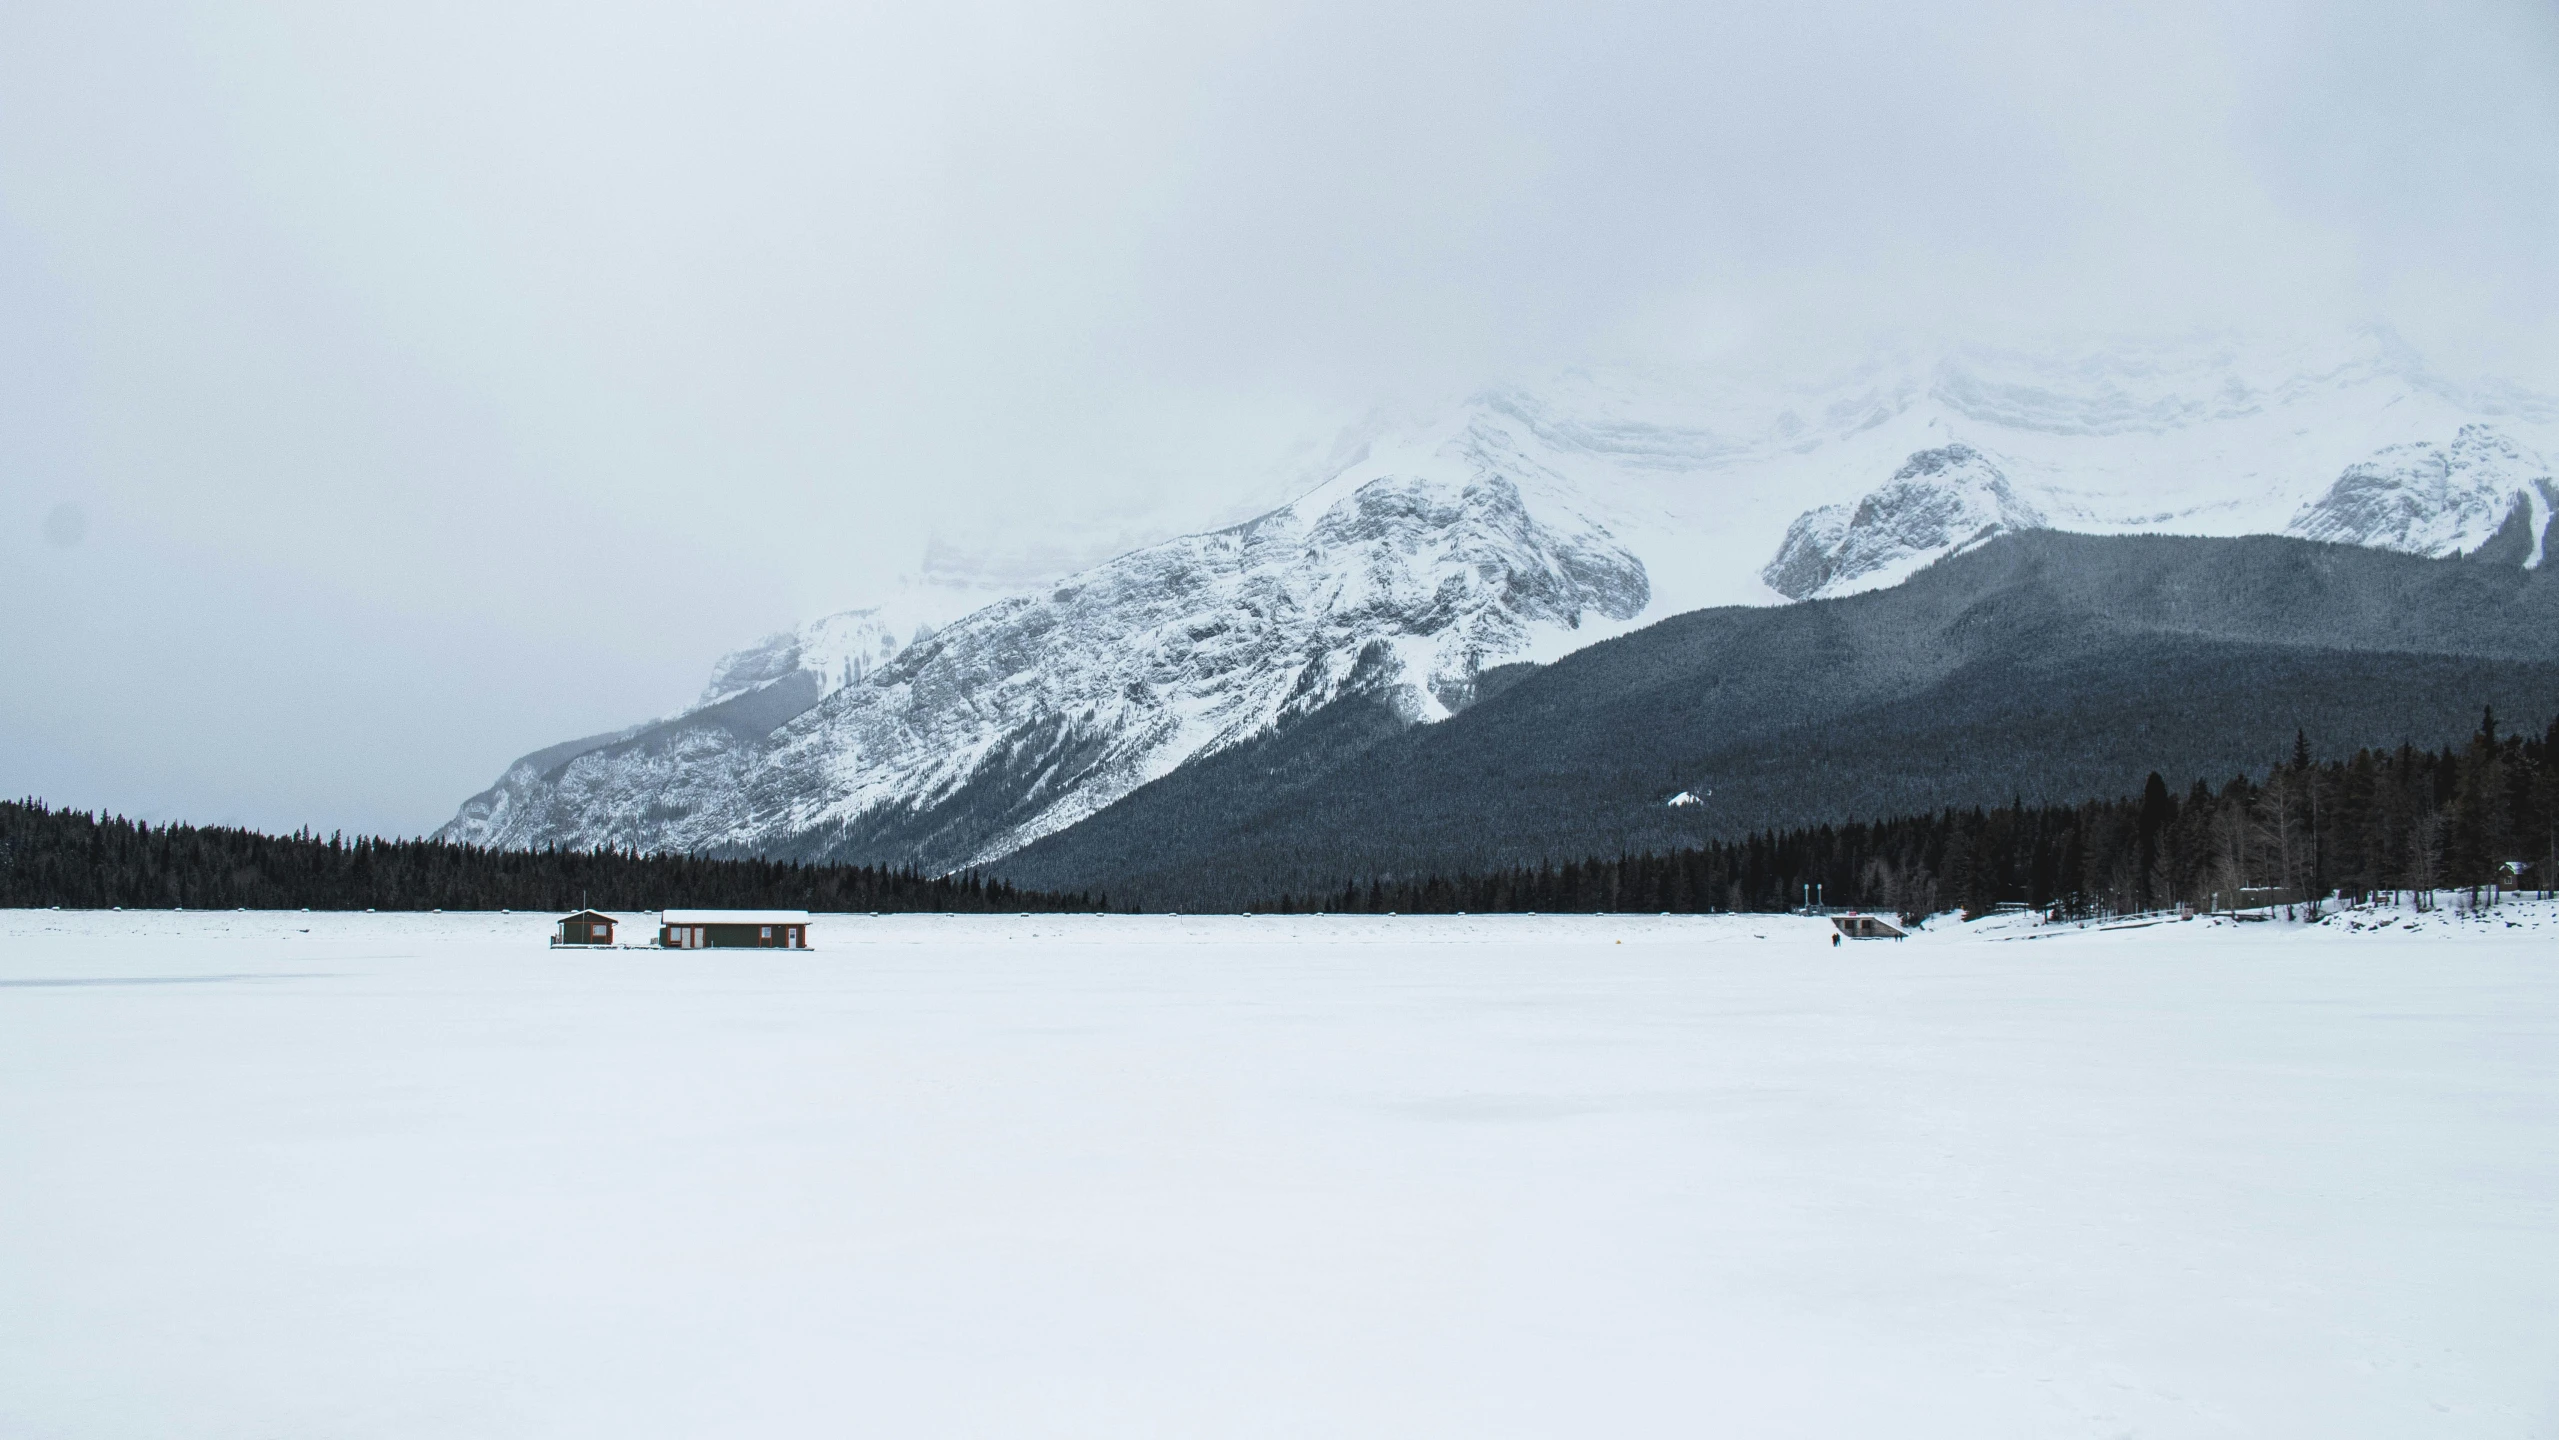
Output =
[
  {"x1": 2288, "y1": 424, "x2": 2556, "y2": 565},
  {"x1": 1763, "y1": 444, "x2": 2045, "y2": 600}
]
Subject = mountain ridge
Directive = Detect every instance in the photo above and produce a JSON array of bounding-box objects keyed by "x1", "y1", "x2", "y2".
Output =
[
  {"x1": 439, "y1": 333, "x2": 2559, "y2": 877},
  {"x1": 991, "y1": 530, "x2": 2559, "y2": 908}
]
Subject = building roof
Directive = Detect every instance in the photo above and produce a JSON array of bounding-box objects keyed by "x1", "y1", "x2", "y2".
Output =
[
  {"x1": 660, "y1": 909, "x2": 811, "y2": 925},
  {"x1": 557, "y1": 910, "x2": 620, "y2": 924}
]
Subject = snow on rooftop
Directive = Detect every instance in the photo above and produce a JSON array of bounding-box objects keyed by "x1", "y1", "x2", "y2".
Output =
[{"x1": 658, "y1": 909, "x2": 810, "y2": 925}]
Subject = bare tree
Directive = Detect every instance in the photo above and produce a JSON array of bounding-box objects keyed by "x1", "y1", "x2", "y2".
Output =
[
  {"x1": 2252, "y1": 777, "x2": 2308, "y2": 903},
  {"x1": 2407, "y1": 807, "x2": 2445, "y2": 911},
  {"x1": 2211, "y1": 801, "x2": 2251, "y2": 911}
]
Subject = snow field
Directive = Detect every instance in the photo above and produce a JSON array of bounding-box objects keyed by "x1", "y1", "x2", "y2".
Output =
[{"x1": 1, "y1": 908, "x2": 2554, "y2": 1438}]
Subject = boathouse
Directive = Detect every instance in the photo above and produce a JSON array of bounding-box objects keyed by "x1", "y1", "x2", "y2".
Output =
[
  {"x1": 1829, "y1": 913, "x2": 1905, "y2": 940},
  {"x1": 553, "y1": 910, "x2": 620, "y2": 946},
  {"x1": 659, "y1": 909, "x2": 811, "y2": 949}
]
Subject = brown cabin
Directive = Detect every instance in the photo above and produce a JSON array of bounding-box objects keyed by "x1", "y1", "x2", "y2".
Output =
[
  {"x1": 1830, "y1": 913, "x2": 1906, "y2": 940},
  {"x1": 553, "y1": 910, "x2": 619, "y2": 946},
  {"x1": 658, "y1": 909, "x2": 811, "y2": 949}
]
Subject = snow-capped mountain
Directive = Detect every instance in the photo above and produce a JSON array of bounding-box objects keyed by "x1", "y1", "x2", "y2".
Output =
[
  {"x1": 441, "y1": 434, "x2": 1646, "y2": 868},
  {"x1": 441, "y1": 328, "x2": 2559, "y2": 870},
  {"x1": 1763, "y1": 445, "x2": 2047, "y2": 599},
  {"x1": 1756, "y1": 332, "x2": 2559, "y2": 598},
  {"x1": 2288, "y1": 425, "x2": 2555, "y2": 565}
]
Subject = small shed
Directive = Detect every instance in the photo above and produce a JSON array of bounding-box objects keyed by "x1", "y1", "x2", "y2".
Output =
[
  {"x1": 1830, "y1": 913, "x2": 1905, "y2": 940},
  {"x1": 554, "y1": 910, "x2": 620, "y2": 946},
  {"x1": 660, "y1": 909, "x2": 811, "y2": 950}
]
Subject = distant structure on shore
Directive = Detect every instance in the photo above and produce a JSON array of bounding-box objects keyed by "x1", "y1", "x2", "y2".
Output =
[
  {"x1": 659, "y1": 909, "x2": 810, "y2": 949},
  {"x1": 553, "y1": 910, "x2": 621, "y2": 946}
]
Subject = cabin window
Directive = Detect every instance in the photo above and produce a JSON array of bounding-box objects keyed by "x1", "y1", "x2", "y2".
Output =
[
  {"x1": 760, "y1": 926, "x2": 773, "y2": 940},
  {"x1": 591, "y1": 923, "x2": 607, "y2": 939}
]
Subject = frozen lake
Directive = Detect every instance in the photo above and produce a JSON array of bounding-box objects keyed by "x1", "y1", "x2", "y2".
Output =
[{"x1": 2, "y1": 907, "x2": 2554, "y2": 1437}]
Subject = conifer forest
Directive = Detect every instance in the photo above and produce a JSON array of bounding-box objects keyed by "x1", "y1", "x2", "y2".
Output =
[
  {"x1": 9, "y1": 709, "x2": 2555, "y2": 920},
  {"x1": 1258, "y1": 709, "x2": 2559, "y2": 921},
  {"x1": 0, "y1": 804, "x2": 1109, "y2": 914}
]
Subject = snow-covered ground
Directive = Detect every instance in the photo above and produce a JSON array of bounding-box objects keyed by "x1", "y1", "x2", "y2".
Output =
[{"x1": 2, "y1": 907, "x2": 2554, "y2": 1438}]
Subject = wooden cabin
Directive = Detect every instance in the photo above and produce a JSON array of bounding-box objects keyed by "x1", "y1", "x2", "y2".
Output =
[
  {"x1": 659, "y1": 909, "x2": 811, "y2": 950},
  {"x1": 553, "y1": 910, "x2": 620, "y2": 946},
  {"x1": 1829, "y1": 913, "x2": 1905, "y2": 940}
]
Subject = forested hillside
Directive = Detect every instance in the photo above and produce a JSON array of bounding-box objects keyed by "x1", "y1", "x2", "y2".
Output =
[
  {"x1": 1000, "y1": 532, "x2": 2559, "y2": 909},
  {"x1": 0, "y1": 803, "x2": 1109, "y2": 913},
  {"x1": 1256, "y1": 710, "x2": 2559, "y2": 920}
]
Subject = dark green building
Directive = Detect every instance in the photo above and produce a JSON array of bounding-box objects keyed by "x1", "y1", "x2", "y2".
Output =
[{"x1": 658, "y1": 909, "x2": 811, "y2": 949}]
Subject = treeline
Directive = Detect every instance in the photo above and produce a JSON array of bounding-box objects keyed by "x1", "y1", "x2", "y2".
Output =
[
  {"x1": 17, "y1": 708, "x2": 2557, "y2": 920},
  {"x1": 0, "y1": 801, "x2": 1111, "y2": 913},
  {"x1": 1258, "y1": 709, "x2": 2559, "y2": 920}
]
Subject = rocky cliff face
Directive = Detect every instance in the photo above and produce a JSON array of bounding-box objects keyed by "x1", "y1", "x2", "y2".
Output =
[
  {"x1": 2286, "y1": 424, "x2": 2555, "y2": 565},
  {"x1": 696, "y1": 609, "x2": 927, "y2": 709},
  {"x1": 439, "y1": 426, "x2": 1647, "y2": 869}
]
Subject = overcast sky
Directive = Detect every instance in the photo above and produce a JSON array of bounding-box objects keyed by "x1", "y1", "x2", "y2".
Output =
[{"x1": 4, "y1": 0, "x2": 2555, "y2": 836}]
